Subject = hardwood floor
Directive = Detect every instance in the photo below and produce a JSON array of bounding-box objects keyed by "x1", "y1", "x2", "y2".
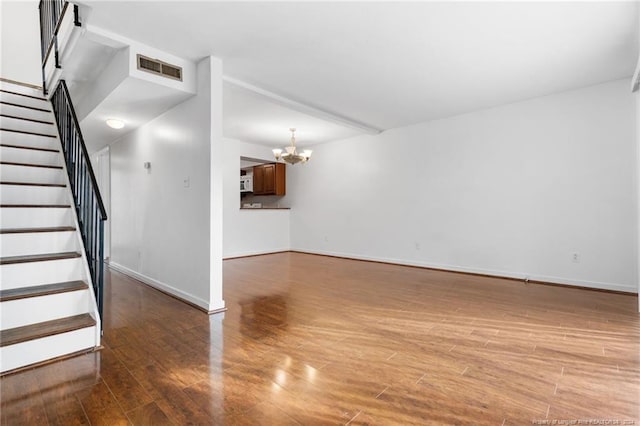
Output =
[{"x1": 1, "y1": 252, "x2": 638, "y2": 425}]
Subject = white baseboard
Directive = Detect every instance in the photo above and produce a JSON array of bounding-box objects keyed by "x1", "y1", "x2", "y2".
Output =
[
  {"x1": 291, "y1": 248, "x2": 638, "y2": 294},
  {"x1": 223, "y1": 248, "x2": 289, "y2": 260},
  {"x1": 108, "y1": 262, "x2": 212, "y2": 310}
]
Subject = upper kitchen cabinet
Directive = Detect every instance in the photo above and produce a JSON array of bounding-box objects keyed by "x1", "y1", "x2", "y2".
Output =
[{"x1": 253, "y1": 163, "x2": 286, "y2": 196}]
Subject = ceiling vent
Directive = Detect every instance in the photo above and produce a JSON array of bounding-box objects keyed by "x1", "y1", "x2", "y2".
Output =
[{"x1": 136, "y1": 54, "x2": 183, "y2": 82}]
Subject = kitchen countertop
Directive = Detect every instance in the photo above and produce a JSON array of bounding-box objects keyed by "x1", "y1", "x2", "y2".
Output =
[{"x1": 240, "y1": 207, "x2": 291, "y2": 210}]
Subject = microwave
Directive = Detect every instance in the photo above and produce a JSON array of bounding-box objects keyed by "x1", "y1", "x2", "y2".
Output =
[{"x1": 240, "y1": 175, "x2": 253, "y2": 193}]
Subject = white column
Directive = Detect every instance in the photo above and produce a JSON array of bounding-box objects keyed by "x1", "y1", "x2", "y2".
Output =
[
  {"x1": 636, "y1": 7, "x2": 640, "y2": 313},
  {"x1": 636, "y1": 90, "x2": 640, "y2": 312},
  {"x1": 208, "y1": 56, "x2": 226, "y2": 313}
]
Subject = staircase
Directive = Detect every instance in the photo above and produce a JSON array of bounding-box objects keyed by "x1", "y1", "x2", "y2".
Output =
[{"x1": 0, "y1": 80, "x2": 100, "y2": 374}]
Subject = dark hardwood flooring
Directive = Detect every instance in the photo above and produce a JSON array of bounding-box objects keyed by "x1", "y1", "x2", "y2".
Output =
[{"x1": 1, "y1": 252, "x2": 638, "y2": 425}]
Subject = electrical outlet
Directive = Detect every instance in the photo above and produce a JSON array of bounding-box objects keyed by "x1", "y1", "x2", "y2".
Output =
[
  {"x1": 572, "y1": 252, "x2": 580, "y2": 263},
  {"x1": 183, "y1": 177, "x2": 190, "y2": 188},
  {"x1": 324, "y1": 236, "x2": 328, "y2": 242},
  {"x1": 415, "y1": 242, "x2": 421, "y2": 250}
]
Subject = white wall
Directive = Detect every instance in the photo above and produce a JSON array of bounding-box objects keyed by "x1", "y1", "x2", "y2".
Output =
[
  {"x1": 223, "y1": 138, "x2": 290, "y2": 258},
  {"x1": 90, "y1": 147, "x2": 111, "y2": 260},
  {"x1": 290, "y1": 78, "x2": 637, "y2": 293},
  {"x1": 109, "y1": 58, "x2": 216, "y2": 309},
  {"x1": 0, "y1": 1, "x2": 41, "y2": 86}
]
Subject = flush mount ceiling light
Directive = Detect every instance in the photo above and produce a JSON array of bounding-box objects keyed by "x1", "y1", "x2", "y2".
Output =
[
  {"x1": 272, "y1": 128, "x2": 312, "y2": 165},
  {"x1": 106, "y1": 118, "x2": 125, "y2": 129}
]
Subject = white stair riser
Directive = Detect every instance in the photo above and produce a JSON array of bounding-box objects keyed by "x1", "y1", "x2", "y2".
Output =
[
  {"x1": 0, "y1": 131, "x2": 59, "y2": 150},
  {"x1": 1, "y1": 289, "x2": 90, "y2": 329},
  {"x1": 0, "y1": 257, "x2": 84, "y2": 289},
  {"x1": 0, "y1": 184, "x2": 69, "y2": 204},
  {"x1": 0, "y1": 231, "x2": 78, "y2": 257},
  {"x1": 0, "y1": 150, "x2": 63, "y2": 170},
  {"x1": 0, "y1": 116, "x2": 56, "y2": 135},
  {"x1": 0, "y1": 146, "x2": 60, "y2": 165},
  {"x1": 0, "y1": 82, "x2": 44, "y2": 98},
  {"x1": 0, "y1": 208, "x2": 73, "y2": 228},
  {"x1": 0, "y1": 326, "x2": 96, "y2": 373},
  {"x1": 0, "y1": 104, "x2": 52, "y2": 124},
  {"x1": 0, "y1": 92, "x2": 48, "y2": 110},
  {"x1": 1, "y1": 164, "x2": 65, "y2": 184}
]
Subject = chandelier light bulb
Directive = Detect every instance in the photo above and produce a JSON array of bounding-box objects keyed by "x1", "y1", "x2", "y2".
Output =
[{"x1": 273, "y1": 128, "x2": 312, "y2": 165}]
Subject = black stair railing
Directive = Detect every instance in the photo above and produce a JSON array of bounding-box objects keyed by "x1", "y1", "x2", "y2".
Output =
[
  {"x1": 39, "y1": 0, "x2": 80, "y2": 94},
  {"x1": 51, "y1": 80, "x2": 107, "y2": 326}
]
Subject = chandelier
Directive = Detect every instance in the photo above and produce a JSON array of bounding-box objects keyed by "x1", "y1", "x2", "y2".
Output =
[{"x1": 272, "y1": 128, "x2": 312, "y2": 165}]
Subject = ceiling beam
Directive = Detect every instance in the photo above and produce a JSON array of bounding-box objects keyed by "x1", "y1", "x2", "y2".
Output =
[{"x1": 222, "y1": 76, "x2": 383, "y2": 135}]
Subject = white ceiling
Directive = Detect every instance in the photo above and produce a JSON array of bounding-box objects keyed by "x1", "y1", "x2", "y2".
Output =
[
  {"x1": 79, "y1": 77, "x2": 194, "y2": 153},
  {"x1": 223, "y1": 82, "x2": 362, "y2": 147},
  {"x1": 81, "y1": 1, "x2": 638, "y2": 131},
  {"x1": 59, "y1": 34, "x2": 195, "y2": 153},
  {"x1": 63, "y1": 37, "x2": 116, "y2": 89}
]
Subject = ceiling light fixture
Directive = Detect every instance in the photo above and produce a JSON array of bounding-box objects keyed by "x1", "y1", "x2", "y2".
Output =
[
  {"x1": 273, "y1": 128, "x2": 312, "y2": 165},
  {"x1": 106, "y1": 118, "x2": 125, "y2": 129}
]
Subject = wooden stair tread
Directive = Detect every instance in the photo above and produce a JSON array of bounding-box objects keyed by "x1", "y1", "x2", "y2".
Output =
[
  {"x1": 0, "y1": 161, "x2": 62, "y2": 169},
  {"x1": 0, "y1": 281, "x2": 88, "y2": 302},
  {"x1": 0, "y1": 204, "x2": 70, "y2": 208},
  {"x1": 0, "y1": 226, "x2": 75, "y2": 234},
  {"x1": 0, "y1": 101, "x2": 50, "y2": 113},
  {"x1": 0, "y1": 114, "x2": 53, "y2": 125},
  {"x1": 0, "y1": 128, "x2": 56, "y2": 138},
  {"x1": 0, "y1": 314, "x2": 95, "y2": 347},
  {"x1": 0, "y1": 251, "x2": 81, "y2": 265},
  {"x1": 0, "y1": 143, "x2": 59, "y2": 153},
  {"x1": 0, "y1": 181, "x2": 66, "y2": 187}
]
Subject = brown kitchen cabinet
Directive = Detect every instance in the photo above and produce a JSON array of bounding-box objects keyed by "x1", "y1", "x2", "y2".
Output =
[{"x1": 253, "y1": 163, "x2": 286, "y2": 195}]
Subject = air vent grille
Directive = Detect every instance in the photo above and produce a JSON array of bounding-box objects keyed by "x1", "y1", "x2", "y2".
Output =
[
  {"x1": 161, "y1": 63, "x2": 182, "y2": 80},
  {"x1": 138, "y1": 56, "x2": 161, "y2": 73},
  {"x1": 136, "y1": 54, "x2": 183, "y2": 82}
]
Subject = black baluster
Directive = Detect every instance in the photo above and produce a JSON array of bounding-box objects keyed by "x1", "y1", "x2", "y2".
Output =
[{"x1": 49, "y1": 80, "x2": 108, "y2": 332}]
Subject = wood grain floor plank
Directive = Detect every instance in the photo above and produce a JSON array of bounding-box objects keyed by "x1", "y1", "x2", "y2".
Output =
[
  {"x1": 1, "y1": 253, "x2": 637, "y2": 425},
  {"x1": 0, "y1": 370, "x2": 49, "y2": 426},
  {"x1": 151, "y1": 390, "x2": 216, "y2": 425},
  {"x1": 226, "y1": 401, "x2": 302, "y2": 425},
  {"x1": 126, "y1": 402, "x2": 175, "y2": 426},
  {"x1": 100, "y1": 365, "x2": 154, "y2": 412},
  {"x1": 43, "y1": 394, "x2": 90, "y2": 426}
]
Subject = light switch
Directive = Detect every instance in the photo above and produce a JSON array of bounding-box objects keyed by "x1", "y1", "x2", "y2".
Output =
[{"x1": 183, "y1": 177, "x2": 190, "y2": 188}]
